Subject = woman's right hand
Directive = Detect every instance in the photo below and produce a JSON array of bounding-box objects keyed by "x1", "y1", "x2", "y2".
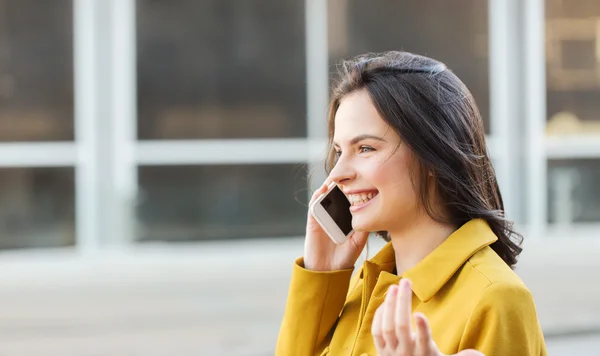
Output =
[{"x1": 303, "y1": 181, "x2": 370, "y2": 271}]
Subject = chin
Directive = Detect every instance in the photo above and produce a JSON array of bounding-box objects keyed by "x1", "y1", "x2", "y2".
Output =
[{"x1": 351, "y1": 217, "x2": 380, "y2": 233}]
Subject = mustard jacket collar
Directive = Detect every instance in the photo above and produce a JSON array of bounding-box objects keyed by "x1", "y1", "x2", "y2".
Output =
[{"x1": 368, "y1": 219, "x2": 498, "y2": 302}]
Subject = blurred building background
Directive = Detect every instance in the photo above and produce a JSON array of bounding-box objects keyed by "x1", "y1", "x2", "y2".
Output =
[{"x1": 0, "y1": 0, "x2": 599, "y2": 355}]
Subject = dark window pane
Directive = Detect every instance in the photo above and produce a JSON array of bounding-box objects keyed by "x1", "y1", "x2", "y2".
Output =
[
  {"x1": 547, "y1": 159, "x2": 600, "y2": 224},
  {"x1": 560, "y1": 40, "x2": 595, "y2": 70},
  {"x1": 545, "y1": 0, "x2": 600, "y2": 134},
  {"x1": 0, "y1": 168, "x2": 75, "y2": 249},
  {"x1": 136, "y1": 0, "x2": 307, "y2": 139},
  {"x1": 0, "y1": 1, "x2": 73, "y2": 141},
  {"x1": 327, "y1": 0, "x2": 490, "y2": 133},
  {"x1": 137, "y1": 164, "x2": 308, "y2": 241}
]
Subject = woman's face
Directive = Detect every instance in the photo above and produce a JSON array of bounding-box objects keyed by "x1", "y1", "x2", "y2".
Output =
[{"x1": 330, "y1": 89, "x2": 421, "y2": 233}]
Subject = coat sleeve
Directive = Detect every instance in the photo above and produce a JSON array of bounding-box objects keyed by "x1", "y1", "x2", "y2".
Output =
[
  {"x1": 275, "y1": 257, "x2": 355, "y2": 356},
  {"x1": 458, "y1": 281, "x2": 548, "y2": 356}
]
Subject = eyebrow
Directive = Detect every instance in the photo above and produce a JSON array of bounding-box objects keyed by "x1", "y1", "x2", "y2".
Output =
[{"x1": 333, "y1": 134, "x2": 388, "y2": 147}]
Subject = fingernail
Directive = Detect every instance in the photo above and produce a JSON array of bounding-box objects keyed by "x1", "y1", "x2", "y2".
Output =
[
  {"x1": 400, "y1": 278, "x2": 412, "y2": 291},
  {"x1": 414, "y1": 313, "x2": 426, "y2": 328},
  {"x1": 413, "y1": 315, "x2": 422, "y2": 329}
]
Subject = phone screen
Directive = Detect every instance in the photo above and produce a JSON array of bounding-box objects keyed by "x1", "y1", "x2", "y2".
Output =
[{"x1": 319, "y1": 185, "x2": 353, "y2": 235}]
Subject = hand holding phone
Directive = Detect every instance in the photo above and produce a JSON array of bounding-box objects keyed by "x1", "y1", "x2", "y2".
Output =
[{"x1": 303, "y1": 181, "x2": 369, "y2": 271}]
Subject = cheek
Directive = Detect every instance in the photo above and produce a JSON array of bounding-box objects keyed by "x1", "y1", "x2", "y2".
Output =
[
  {"x1": 369, "y1": 157, "x2": 405, "y2": 188},
  {"x1": 375, "y1": 160, "x2": 419, "y2": 207}
]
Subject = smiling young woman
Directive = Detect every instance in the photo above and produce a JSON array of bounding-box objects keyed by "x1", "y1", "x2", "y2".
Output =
[{"x1": 275, "y1": 52, "x2": 547, "y2": 356}]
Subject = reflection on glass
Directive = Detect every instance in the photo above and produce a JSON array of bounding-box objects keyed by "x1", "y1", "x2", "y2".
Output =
[
  {"x1": 0, "y1": 0, "x2": 73, "y2": 141},
  {"x1": 0, "y1": 168, "x2": 75, "y2": 249},
  {"x1": 327, "y1": 0, "x2": 490, "y2": 133},
  {"x1": 136, "y1": 164, "x2": 308, "y2": 241},
  {"x1": 547, "y1": 159, "x2": 600, "y2": 224},
  {"x1": 136, "y1": 0, "x2": 306, "y2": 139},
  {"x1": 546, "y1": 0, "x2": 600, "y2": 136}
]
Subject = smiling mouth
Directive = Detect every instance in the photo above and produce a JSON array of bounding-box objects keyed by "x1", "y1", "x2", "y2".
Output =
[{"x1": 347, "y1": 192, "x2": 379, "y2": 206}]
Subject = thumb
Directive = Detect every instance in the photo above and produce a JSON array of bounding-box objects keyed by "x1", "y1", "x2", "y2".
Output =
[
  {"x1": 454, "y1": 350, "x2": 485, "y2": 356},
  {"x1": 349, "y1": 230, "x2": 369, "y2": 249},
  {"x1": 351, "y1": 230, "x2": 370, "y2": 242}
]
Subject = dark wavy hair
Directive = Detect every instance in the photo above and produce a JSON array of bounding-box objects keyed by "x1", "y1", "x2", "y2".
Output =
[{"x1": 325, "y1": 52, "x2": 523, "y2": 268}]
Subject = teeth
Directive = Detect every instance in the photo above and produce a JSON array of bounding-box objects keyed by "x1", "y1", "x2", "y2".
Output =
[{"x1": 348, "y1": 193, "x2": 376, "y2": 206}]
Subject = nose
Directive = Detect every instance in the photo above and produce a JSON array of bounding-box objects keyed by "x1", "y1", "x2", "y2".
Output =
[{"x1": 328, "y1": 155, "x2": 356, "y2": 185}]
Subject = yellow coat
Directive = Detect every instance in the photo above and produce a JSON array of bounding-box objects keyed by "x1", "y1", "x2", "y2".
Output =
[{"x1": 276, "y1": 219, "x2": 547, "y2": 356}]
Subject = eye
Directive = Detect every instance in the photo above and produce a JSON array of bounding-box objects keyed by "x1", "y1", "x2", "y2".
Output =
[
  {"x1": 359, "y1": 145, "x2": 374, "y2": 153},
  {"x1": 334, "y1": 149, "x2": 342, "y2": 158}
]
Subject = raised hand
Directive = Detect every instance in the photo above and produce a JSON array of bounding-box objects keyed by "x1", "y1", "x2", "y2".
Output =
[{"x1": 372, "y1": 279, "x2": 484, "y2": 356}]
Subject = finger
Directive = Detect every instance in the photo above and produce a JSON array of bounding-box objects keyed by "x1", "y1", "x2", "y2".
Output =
[
  {"x1": 382, "y1": 285, "x2": 399, "y2": 349},
  {"x1": 371, "y1": 304, "x2": 386, "y2": 351},
  {"x1": 455, "y1": 350, "x2": 485, "y2": 356},
  {"x1": 323, "y1": 176, "x2": 334, "y2": 187},
  {"x1": 414, "y1": 312, "x2": 436, "y2": 356},
  {"x1": 395, "y1": 278, "x2": 415, "y2": 353},
  {"x1": 309, "y1": 181, "x2": 331, "y2": 203}
]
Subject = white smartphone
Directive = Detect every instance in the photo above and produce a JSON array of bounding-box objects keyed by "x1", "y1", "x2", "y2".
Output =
[{"x1": 309, "y1": 182, "x2": 354, "y2": 244}]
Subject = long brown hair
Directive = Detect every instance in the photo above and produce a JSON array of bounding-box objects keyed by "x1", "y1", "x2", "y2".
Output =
[{"x1": 325, "y1": 52, "x2": 522, "y2": 268}]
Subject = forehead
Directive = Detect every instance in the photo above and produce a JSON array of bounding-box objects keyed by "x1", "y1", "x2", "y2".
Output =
[{"x1": 333, "y1": 90, "x2": 392, "y2": 143}]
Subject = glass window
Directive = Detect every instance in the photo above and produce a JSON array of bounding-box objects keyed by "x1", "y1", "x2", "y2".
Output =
[
  {"x1": 545, "y1": 0, "x2": 600, "y2": 225},
  {"x1": 547, "y1": 159, "x2": 600, "y2": 224},
  {"x1": 136, "y1": 164, "x2": 308, "y2": 241},
  {"x1": 136, "y1": 0, "x2": 307, "y2": 139},
  {"x1": 327, "y1": 0, "x2": 490, "y2": 133},
  {"x1": 0, "y1": 168, "x2": 75, "y2": 249},
  {"x1": 545, "y1": 0, "x2": 600, "y2": 136},
  {"x1": 0, "y1": 0, "x2": 73, "y2": 141}
]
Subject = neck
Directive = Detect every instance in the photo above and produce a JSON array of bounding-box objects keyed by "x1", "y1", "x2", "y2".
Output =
[{"x1": 388, "y1": 214, "x2": 457, "y2": 276}]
